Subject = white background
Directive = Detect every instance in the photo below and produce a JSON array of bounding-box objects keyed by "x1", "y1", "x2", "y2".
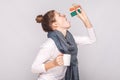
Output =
[{"x1": 0, "y1": 0, "x2": 120, "y2": 80}]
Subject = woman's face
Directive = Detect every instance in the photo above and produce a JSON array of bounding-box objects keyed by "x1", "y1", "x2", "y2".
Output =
[{"x1": 53, "y1": 11, "x2": 71, "y2": 30}]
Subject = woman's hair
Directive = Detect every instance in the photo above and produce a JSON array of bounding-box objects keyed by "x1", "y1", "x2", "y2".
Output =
[{"x1": 35, "y1": 10, "x2": 56, "y2": 32}]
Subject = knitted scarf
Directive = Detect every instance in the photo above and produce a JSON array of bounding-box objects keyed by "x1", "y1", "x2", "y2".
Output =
[{"x1": 47, "y1": 30, "x2": 79, "y2": 80}]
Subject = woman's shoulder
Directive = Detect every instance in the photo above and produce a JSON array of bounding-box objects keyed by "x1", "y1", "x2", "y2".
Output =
[{"x1": 40, "y1": 38, "x2": 55, "y2": 48}]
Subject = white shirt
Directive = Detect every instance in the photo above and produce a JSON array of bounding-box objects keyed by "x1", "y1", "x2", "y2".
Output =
[{"x1": 31, "y1": 28, "x2": 96, "y2": 80}]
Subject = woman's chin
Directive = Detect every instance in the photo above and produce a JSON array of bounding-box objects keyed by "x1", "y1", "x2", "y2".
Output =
[
  {"x1": 67, "y1": 22, "x2": 71, "y2": 28},
  {"x1": 66, "y1": 25, "x2": 71, "y2": 29},
  {"x1": 67, "y1": 21, "x2": 71, "y2": 27}
]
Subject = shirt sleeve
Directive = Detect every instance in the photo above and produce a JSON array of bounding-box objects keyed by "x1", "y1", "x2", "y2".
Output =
[
  {"x1": 73, "y1": 28, "x2": 96, "y2": 45},
  {"x1": 31, "y1": 39, "x2": 54, "y2": 74}
]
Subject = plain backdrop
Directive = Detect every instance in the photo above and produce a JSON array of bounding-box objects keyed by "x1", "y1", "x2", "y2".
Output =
[{"x1": 0, "y1": 0, "x2": 120, "y2": 80}]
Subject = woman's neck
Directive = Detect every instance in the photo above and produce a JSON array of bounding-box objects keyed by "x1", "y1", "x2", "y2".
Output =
[{"x1": 56, "y1": 28, "x2": 67, "y2": 37}]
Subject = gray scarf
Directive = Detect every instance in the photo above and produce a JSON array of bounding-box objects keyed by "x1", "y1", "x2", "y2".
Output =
[{"x1": 47, "y1": 30, "x2": 79, "y2": 80}]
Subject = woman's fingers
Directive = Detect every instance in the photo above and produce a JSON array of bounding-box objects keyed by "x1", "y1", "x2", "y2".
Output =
[
  {"x1": 72, "y1": 4, "x2": 82, "y2": 9},
  {"x1": 76, "y1": 9, "x2": 84, "y2": 20},
  {"x1": 56, "y1": 53, "x2": 64, "y2": 66},
  {"x1": 76, "y1": 7, "x2": 88, "y2": 22}
]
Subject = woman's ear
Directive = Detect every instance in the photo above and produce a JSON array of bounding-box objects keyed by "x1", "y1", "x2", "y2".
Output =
[
  {"x1": 52, "y1": 22, "x2": 58, "y2": 30},
  {"x1": 52, "y1": 22, "x2": 58, "y2": 27}
]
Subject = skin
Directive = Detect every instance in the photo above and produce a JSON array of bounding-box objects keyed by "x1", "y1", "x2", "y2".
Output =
[{"x1": 45, "y1": 5, "x2": 93, "y2": 71}]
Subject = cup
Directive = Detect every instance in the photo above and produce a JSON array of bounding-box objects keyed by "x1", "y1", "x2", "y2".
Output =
[{"x1": 63, "y1": 54, "x2": 71, "y2": 66}]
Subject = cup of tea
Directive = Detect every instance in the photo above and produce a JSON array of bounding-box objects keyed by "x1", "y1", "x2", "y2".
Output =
[{"x1": 63, "y1": 54, "x2": 71, "y2": 66}]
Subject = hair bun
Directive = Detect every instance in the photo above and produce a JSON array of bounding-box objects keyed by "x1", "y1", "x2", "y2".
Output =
[{"x1": 36, "y1": 15, "x2": 43, "y2": 23}]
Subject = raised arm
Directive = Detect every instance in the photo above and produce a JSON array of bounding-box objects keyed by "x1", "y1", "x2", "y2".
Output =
[
  {"x1": 73, "y1": 28, "x2": 96, "y2": 45},
  {"x1": 73, "y1": 4, "x2": 96, "y2": 45}
]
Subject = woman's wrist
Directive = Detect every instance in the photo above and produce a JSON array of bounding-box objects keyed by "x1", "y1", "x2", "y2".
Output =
[
  {"x1": 44, "y1": 60, "x2": 57, "y2": 71},
  {"x1": 82, "y1": 18, "x2": 92, "y2": 28},
  {"x1": 52, "y1": 59, "x2": 59, "y2": 66}
]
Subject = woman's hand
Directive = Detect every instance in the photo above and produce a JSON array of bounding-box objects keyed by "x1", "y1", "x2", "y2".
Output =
[
  {"x1": 73, "y1": 4, "x2": 92, "y2": 28},
  {"x1": 53, "y1": 53, "x2": 64, "y2": 66},
  {"x1": 77, "y1": 8, "x2": 88, "y2": 22},
  {"x1": 44, "y1": 53, "x2": 64, "y2": 71}
]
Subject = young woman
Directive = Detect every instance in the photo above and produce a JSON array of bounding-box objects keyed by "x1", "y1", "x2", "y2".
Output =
[{"x1": 31, "y1": 5, "x2": 96, "y2": 80}]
